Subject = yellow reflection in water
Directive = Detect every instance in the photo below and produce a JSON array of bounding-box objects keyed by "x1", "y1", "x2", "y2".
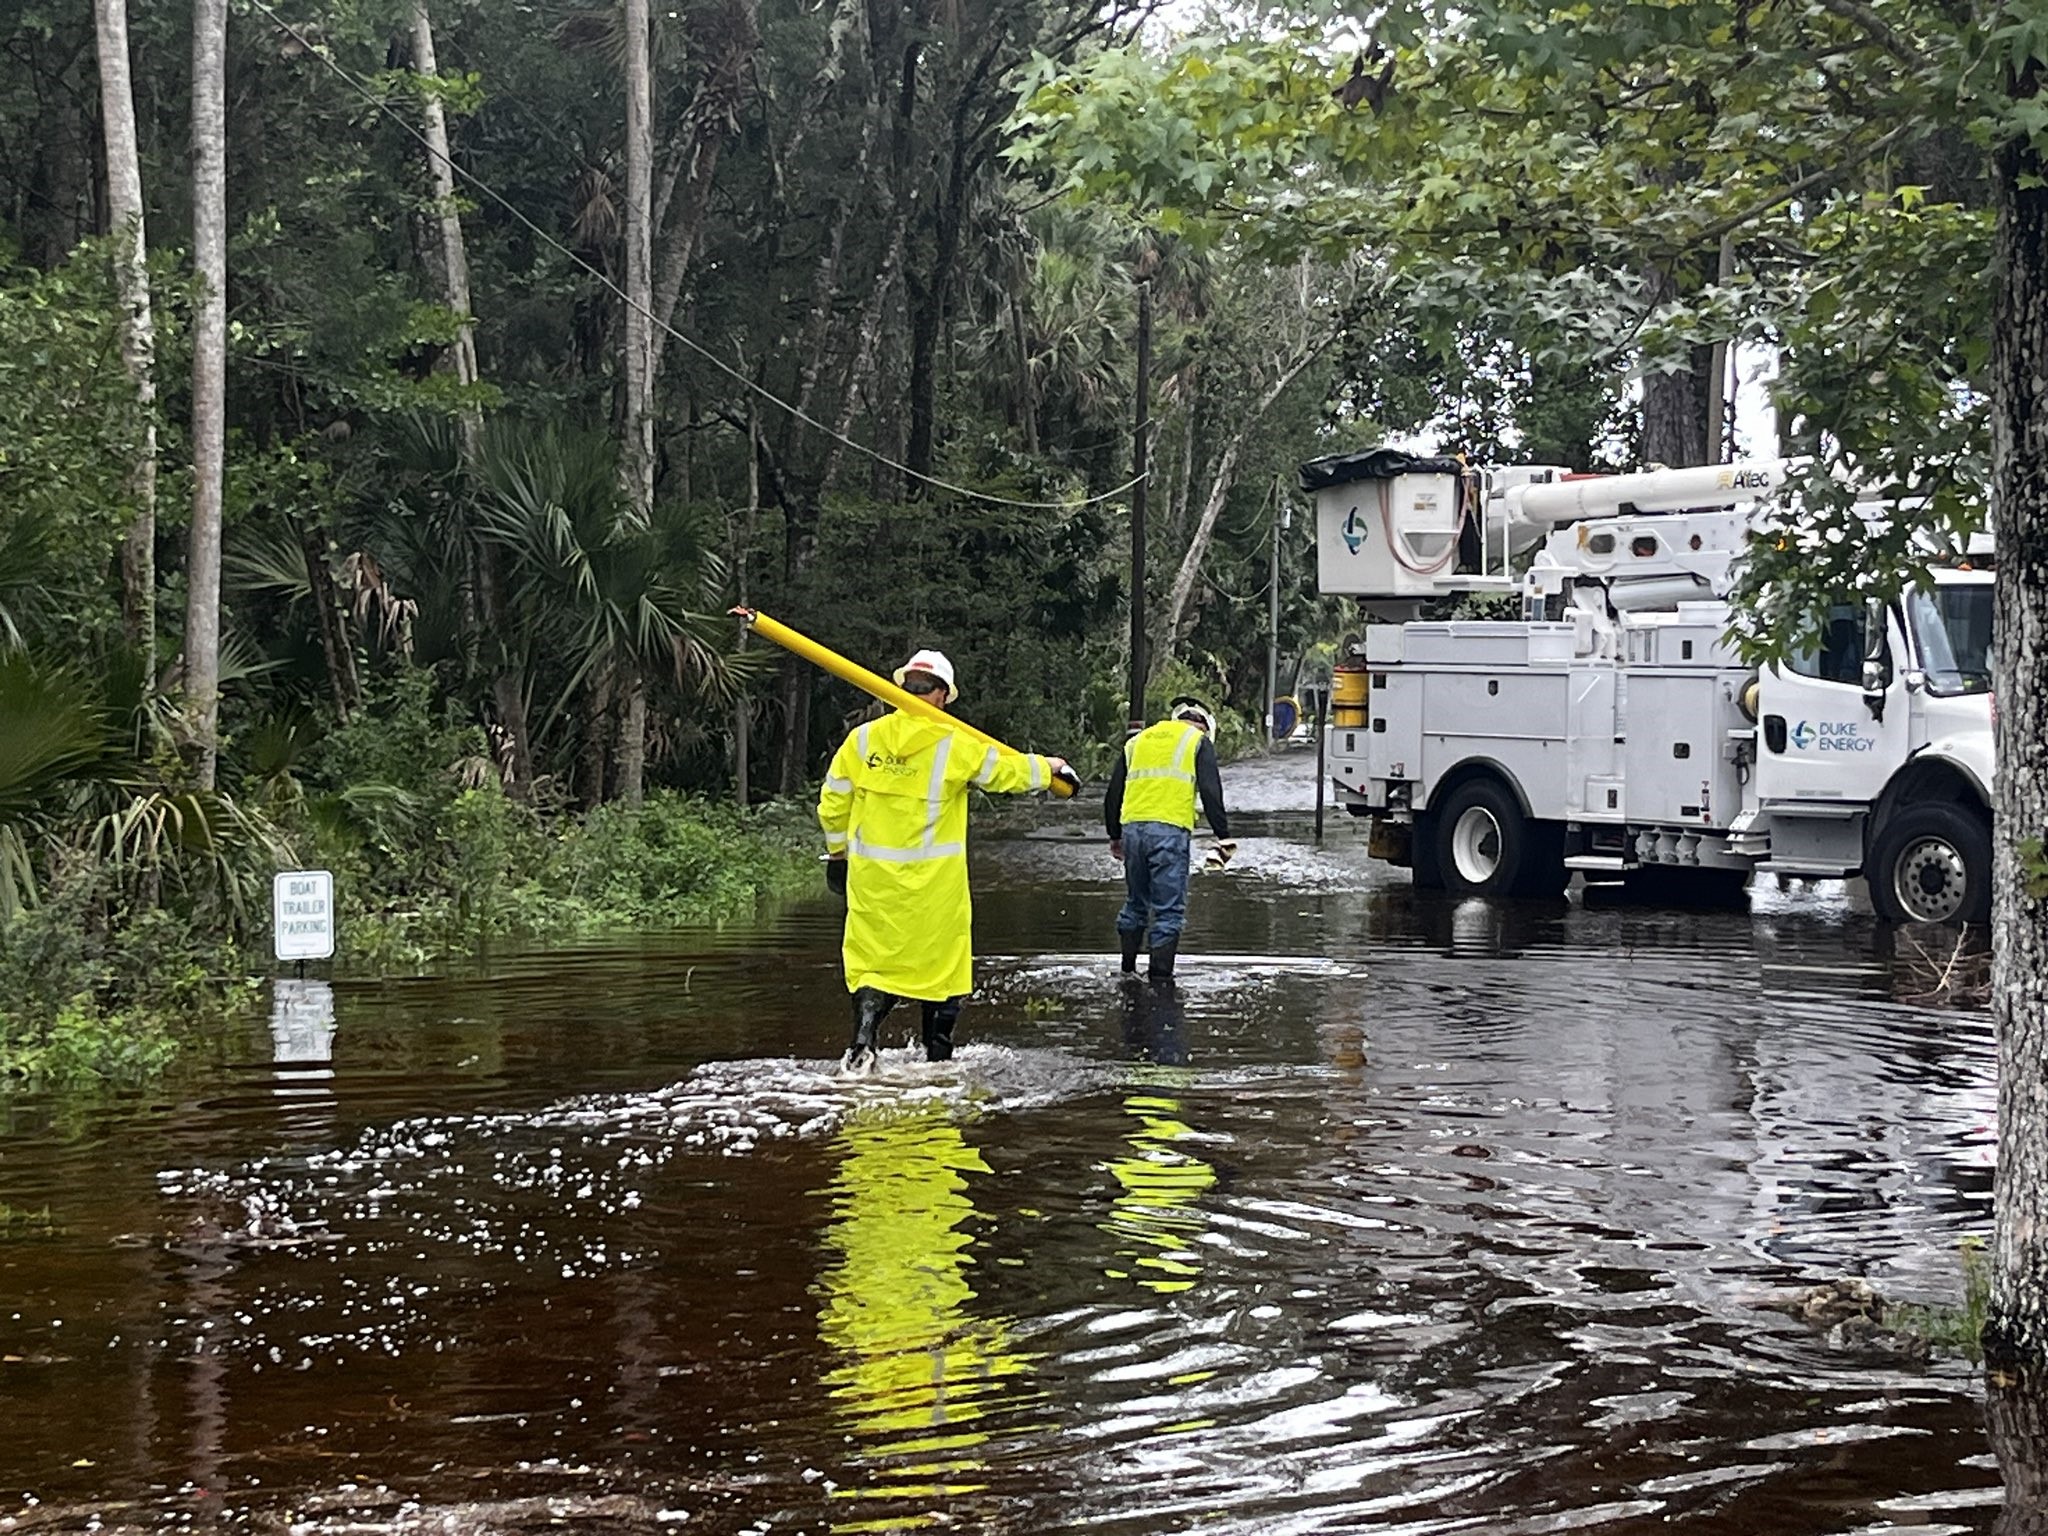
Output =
[
  {"x1": 1102, "y1": 1084, "x2": 1217, "y2": 1294},
  {"x1": 816, "y1": 1107, "x2": 1031, "y2": 1527}
]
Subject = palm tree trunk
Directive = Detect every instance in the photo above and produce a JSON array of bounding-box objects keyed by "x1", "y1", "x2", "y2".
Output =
[
  {"x1": 621, "y1": 0, "x2": 655, "y2": 524},
  {"x1": 93, "y1": 0, "x2": 156, "y2": 681},
  {"x1": 187, "y1": 0, "x2": 227, "y2": 789},
  {"x1": 617, "y1": 656, "x2": 648, "y2": 809},
  {"x1": 579, "y1": 666, "x2": 613, "y2": 809}
]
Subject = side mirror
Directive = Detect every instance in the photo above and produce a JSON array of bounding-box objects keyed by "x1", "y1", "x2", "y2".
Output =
[
  {"x1": 1862, "y1": 598, "x2": 1890, "y2": 719},
  {"x1": 1861, "y1": 657, "x2": 1888, "y2": 719}
]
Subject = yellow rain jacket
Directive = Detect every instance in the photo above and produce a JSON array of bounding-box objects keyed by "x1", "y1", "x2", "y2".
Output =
[{"x1": 818, "y1": 710, "x2": 1055, "y2": 1001}]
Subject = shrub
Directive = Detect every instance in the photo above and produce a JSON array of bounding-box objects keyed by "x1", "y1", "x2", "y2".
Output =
[{"x1": 0, "y1": 865, "x2": 246, "y2": 1086}]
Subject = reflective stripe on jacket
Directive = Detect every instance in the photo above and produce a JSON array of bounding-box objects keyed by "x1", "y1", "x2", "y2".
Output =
[
  {"x1": 1120, "y1": 719, "x2": 1203, "y2": 830},
  {"x1": 817, "y1": 710, "x2": 1052, "y2": 1000}
]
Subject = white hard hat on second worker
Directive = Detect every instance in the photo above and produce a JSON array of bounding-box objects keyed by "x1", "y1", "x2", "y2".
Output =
[
  {"x1": 894, "y1": 648, "x2": 958, "y2": 704},
  {"x1": 1170, "y1": 697, "x2": 1216, "y2": 735}
]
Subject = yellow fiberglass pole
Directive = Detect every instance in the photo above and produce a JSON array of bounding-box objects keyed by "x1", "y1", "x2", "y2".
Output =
[{"x1": 730, "y1": 607, "x2": 1078, "y2": 797}]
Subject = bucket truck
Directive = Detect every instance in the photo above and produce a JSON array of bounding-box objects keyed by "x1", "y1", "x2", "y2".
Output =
[{"x1": 1301, "y1": 449, "x2": 1994, "y2": 924}]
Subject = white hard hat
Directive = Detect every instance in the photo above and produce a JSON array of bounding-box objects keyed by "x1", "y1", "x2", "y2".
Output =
[
  {"x1": 893, "y1": 648, "x2": 958, "y2": 704},
  {"x1": 1170, "y1": 696, "x2": 1216, "y2": 735}
]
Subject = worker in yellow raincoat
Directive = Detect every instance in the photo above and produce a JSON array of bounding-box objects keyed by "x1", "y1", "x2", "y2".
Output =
[{"x1": 818, "y1": 647, "x2": 1069, "y2": 1070}]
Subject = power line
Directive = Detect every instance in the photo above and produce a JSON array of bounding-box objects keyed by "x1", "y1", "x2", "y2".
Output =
[{"x1": 244, "y1": 0, "x2": 1147, "y2": 514}]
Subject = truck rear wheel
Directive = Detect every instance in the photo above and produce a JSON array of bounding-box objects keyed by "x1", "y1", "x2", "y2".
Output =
[
  {"x1": 1868, "y1": 802, "x2": 1992, "y2": 926},
  {"x1": 1432, "y1": 779, "x2": 1564, "y2": 898}
]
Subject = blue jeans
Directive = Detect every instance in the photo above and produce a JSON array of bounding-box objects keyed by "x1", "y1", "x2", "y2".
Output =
[{"x1": 1117, "y1": 822, "x2": 1192, "y2": 946}]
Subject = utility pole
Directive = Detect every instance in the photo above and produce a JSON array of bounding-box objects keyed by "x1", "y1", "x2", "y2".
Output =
[
  {"x1": 1706, "y1": 234, "x2": 1736, "y2": 461},
  {"x1": 1128, "y1": 278, "x2": 1151, "y2": 733},
  {"x1": 1267, "y1": 486, "x2": 1282, "y2": 743}
]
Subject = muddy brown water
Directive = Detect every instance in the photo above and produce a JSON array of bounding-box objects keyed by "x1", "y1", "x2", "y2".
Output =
[{"x1": 0, "y1": 754, "x2": 2011, "y2": 1533}]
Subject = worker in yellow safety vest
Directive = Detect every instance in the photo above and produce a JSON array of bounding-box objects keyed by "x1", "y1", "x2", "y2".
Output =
[
  {"x1": 1104, "y1": 697, "x2": 1232, "y2": 981},
  {"x1": 819, "y1": 648, "x2": 1070, "y2": 1071}
]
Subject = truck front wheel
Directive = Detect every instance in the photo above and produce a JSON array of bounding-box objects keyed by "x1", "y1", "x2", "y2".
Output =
[
  {"x1": 1432, "y1": 780, "x2": 1564, "y2": 898},
  {"x1": 1868, "y1": 802, "x2": 1992, "y2": 927}
]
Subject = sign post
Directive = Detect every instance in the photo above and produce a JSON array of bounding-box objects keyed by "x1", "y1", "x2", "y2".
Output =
[
  {"x1": 272, "y1": 870, "x2": 335, "y2": 965},
  {"x1": 271, "y1": 871, "x2": 336, "y2": 1073}
]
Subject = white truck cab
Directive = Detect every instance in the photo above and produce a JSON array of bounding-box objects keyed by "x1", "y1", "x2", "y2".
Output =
[{"x1": 1305, "y1": 448, "x2": 1994, "y2": 924}]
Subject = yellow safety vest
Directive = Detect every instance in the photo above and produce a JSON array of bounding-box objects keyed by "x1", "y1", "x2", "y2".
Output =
[
  {"x1": 1121, "y1": 719, "x2": 1203, "y2": 830},
  {"x1": 817, "y1": 710, "x2": 1053, "y2": 1000}
]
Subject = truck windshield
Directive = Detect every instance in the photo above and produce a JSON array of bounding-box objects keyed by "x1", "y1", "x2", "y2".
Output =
[{"x1": 1905, "y1": 583, "x2": 1994, "y2": 696}]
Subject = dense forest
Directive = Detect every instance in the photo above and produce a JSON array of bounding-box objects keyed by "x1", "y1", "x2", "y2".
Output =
[{"x1": 4, "y1": 0, "x2": 1418, "y2": 821}]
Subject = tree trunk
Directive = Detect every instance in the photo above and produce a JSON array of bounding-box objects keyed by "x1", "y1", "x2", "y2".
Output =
[
  {"x1": 1168, "y1": 403, "x2": 1196, "y2": 544},
  {"x1": 93, "y1": 0, "x2": 156, "y2": 681},
  {"x1": 1986, "y1": 105, "x2": 2048, "y2": 1377},
  {"x1": 1989, "y1": 1378, "x2": 2048, "y2": 1535},
  {"x1": 579, "y1": 666, "x2": 613, "y2": 809},
  {"x1": 904, "y1": 130, "x2": 967, "y2": 486},
  {"x1": 820, "y1": 214, "x2": 906, "y2": 492},
  {"x1": 410, "y1": 0, "x2": 479, "y2": 461},
  {"x1": 298, "y1": 521, "x2": 358, "y2": 721},
  {"x1": 409, "y1": 0, "x2": 536, "y2": 799},
  {"x1": 734, "y1": 408, "x2": 757, "y2": 810},
  {"x1": 1640, "y1": 362, "x2": 1709, "y2": 468},
  {"x1": 774, "y1": 497, "x2": 820, "y2": 796},
  {"x1": 617, "y1": 656, "x2": 648, "y2": 809},
  {"x1": 1703, "y1": 235, "x2": 1736, "y2": 462},
  {"x1": 777, "y1": 658, "x2": 813, "y2": 797},
  {"x1": 186, "y1": 0, "x2": 227, "y2": 789},
  {"x1": 621, "y1": 0, "x2": 655, "y2": 524},
  {"x1": 772, "y1": 476, "x2": 823, "y2": 796},
  {"x1": 646, "y1": 0, "x2": 761, "y2": 386},
  {"x1": 1157, "y1": 344, "x2": 1326, "y2": 658},
  {"x1": 1009, "y1": 294, "x2": 1038, "y2": 455}
]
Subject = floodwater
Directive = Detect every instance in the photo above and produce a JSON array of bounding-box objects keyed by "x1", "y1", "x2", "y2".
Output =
[{"x1": 0, "y1": 753, "x2": 2016, "y2": 1533}]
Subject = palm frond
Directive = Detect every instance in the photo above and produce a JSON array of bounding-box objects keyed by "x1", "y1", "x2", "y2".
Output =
[
  {"x1": 225, "y1": 526, "x2": 314, "y2": 601},
  {"x1": 0, "y1": 653, "x2": 116, "y2": 823},
  {"x1": 243, "y1": 709, "x2": 325, "y2": 783},
  {"x1": 89, "y1": 789, "x2": 285, "y2": 919},
  {"x1": 216, "y1": 630, "x2": 286, "y2": 689},
  {"x1": 0, "y1": 506, "x2": 65, "y2": 649},
  {"x1": 0, "y1": 826, "x2": 38, "y2": 920}
]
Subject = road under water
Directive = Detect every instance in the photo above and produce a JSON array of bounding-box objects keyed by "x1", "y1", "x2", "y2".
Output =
[{"x1": 0, "y1": 753, "x2": 2013, "y2": 1533}]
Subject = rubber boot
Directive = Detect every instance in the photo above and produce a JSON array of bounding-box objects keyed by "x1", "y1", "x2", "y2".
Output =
[
  {"x1": 1119, "y1": 930, "x2": 1143, "y2": 976},
  {"x1": 1147, "y1": 939, "x2": 1178, "y2": 982},
  {"x1": 844, "y1": 988, "x2": 894, "y2": 1073},
  {"x1": 920, "y1": 997, "x2": 963, "y2": 1063}
]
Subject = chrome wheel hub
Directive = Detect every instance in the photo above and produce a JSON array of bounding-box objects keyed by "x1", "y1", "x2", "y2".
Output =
[
  {"x1": 1451, "y1": 805, "x2": 1504, "y2": 885},
  {"x1": 1893, "y1": 837, "x2": 1968, "y2": 924}
]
